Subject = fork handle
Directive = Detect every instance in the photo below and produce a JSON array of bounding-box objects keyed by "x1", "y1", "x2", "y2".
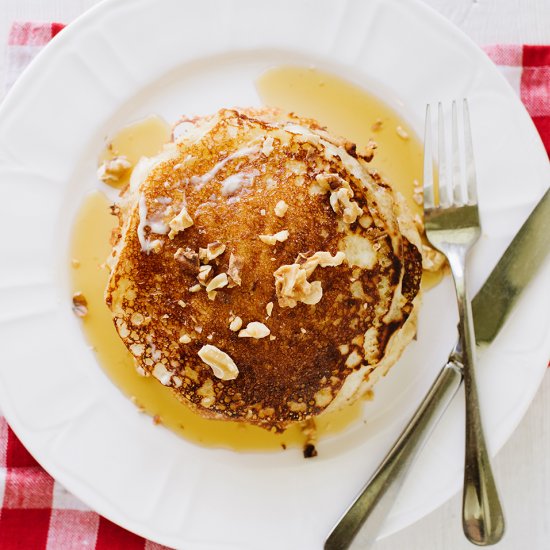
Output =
[
  {"x1": 449, "y1": 253, "x2": 506, "y2": 546},
  {"x1": 324, "y1": 360, "x2": 463, "y2": 550}
]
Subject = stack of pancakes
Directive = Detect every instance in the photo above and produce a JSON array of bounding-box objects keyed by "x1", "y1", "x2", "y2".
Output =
[{"x1": 106, "y1": 108, "x2": 423, "y2": 431}]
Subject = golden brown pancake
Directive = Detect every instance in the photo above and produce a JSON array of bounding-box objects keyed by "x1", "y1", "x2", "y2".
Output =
[{"x1": 105, "y1": 108, "x2": 423, "y2": 431}]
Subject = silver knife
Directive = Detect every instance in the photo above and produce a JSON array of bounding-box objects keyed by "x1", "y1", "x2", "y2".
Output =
[{"x1": 325, "y1": 187, "x2": 550, "y2": 550}]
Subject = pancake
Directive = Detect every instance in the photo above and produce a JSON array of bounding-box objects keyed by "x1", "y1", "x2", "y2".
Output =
[{"x1": 105, "y1": 108, "x2": 423, "y2": 431}]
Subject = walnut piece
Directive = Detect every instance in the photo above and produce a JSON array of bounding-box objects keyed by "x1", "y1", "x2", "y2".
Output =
[
  {"x1": 274, "y1": 200, "x2": 288, "y2": 217},
  {"x1": 358, "y1": 140, "x2": 377, "y2": 162},
  {"x1": 273, "y1": 264, "x2": 322, "y2": 308},
  {"x1": 315, "y1": 173, "x2": 363, "y2": 224},
  {"x1": 371, "y1": 119, "x2": 383, "y2": 132},
  {"x1": 206, "y1": 273, "x2": 228, "y2": 292},
  {"x1": 229, "y1": 316, "x2": 243, "y2": 332},
  {"x1": 259, "y1": 230, "x2": 289, "y2": 245},
  {"x1": 274, "y1": 251, "x2": 345, "y2": 308},
  {"x1": 197, "y1": 265, "x2": 213, "y2": 285},
  {"x1": 299, "y1": 251, "x2": 346, "y2": 276},
  {"x1": 200, "y1": 241, "x2": 226, "y2": 262},
  {"x1": 168, "y1": 204, "x2": 193, "y2": 238},
  {"x1": 97, "y1": 156, "x2": 132, "y2": 184},
  {"x1": 238, "y1": 321, "x2": 271, "y2": 339},
  {"x1": 72, "y1": 292, "x2": 88, "y2": 318},
  {"x1": 422, "y1": 244, "x2": 446, "y2": 272},
  {"x1": 227, "y1": 253, "x2": 243, "y2": 287},
  {"x1": 330, "y1": 188, "x2": 363, "y2": 224},
  {"x1": 174, "y1": 247, "x2": 199, "y2": 273},
  {"x1": 413, "y1": 179, "x2": 423, "y2": 206},
  {"x1": 198, "y1": 344, "x2": 239, "y2": 380},
  {"x1": 396, "y1": 126, "x2": 409, "y2": 140}
]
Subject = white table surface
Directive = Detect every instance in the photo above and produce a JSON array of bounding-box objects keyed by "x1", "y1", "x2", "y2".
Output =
[{"x1": 0, "y1": 1, "x2": 549, "y2": 549}]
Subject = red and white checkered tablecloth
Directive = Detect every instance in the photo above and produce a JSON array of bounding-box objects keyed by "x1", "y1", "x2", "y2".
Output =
[{"x1": 1, "y1": 20, "x2": 549, "y2": 550}]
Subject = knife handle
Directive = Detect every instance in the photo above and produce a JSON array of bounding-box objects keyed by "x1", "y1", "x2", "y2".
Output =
[{"x1": 324, "y1": 360, "x2": 463, "y2": 550}]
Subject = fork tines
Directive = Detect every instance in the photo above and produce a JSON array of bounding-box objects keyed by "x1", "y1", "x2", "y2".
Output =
[{"x1": 423, "y1": 99, "x2": 478, "y2": 210}]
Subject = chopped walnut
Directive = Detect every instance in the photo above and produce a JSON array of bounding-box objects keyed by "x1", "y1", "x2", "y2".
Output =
[
  {"x1": 359, "y1": 140, "x2": 377, "y2": 162},
  {"x1": 303, "y1": 443, "x2": 318, "y2": 458},
  {"x1": 396, "y1": 126, "x2": 409, "y2": 140},
  {"x1": 168, "y1": 204, "x2": 193, "y2": 238},
  {"x1": 371, "y1": 119, "x2": 383, "y2": 132},
  {"x1": 189, "y1": 284, "x2": 202, "y2": 293},
  {"x1": 259, "y1": 230, "x2": 289, "y2": 245},
  {"x1": 413, "y1": 179, "x2": 423, "y2": 206},
  {"x1": 330, "y1": 187, "x2": 363, "y2": 224},
  {"x1": 273, "y1": 264, "x2": 322, "y2": 308},
  {"x1": 266, "y1": 302, "x2": 274, "y2": 317},
  {"x1": 422, "y1": 244, "x2": 446, "y2": 272},
  {"x1": 97, "y1": 156, "x2": 132, "y2": 184},
  {"x1": 229, "y1": 316, "x2": 243, "y2": 332},
  {"x1": 227, "y1": 253, "x2": 243, "y2": 287},
  {"x1": 198, "y1": 344, "x2": 239, "y2": 380},
  {"x1": 207, "y1": 290, "x2": 217, "y2": 301},
  {"x1": 239, "y1": 321, "x2": 270, "y2": 339},
  {"x1": 72, "y1": 292, "x2": 88, "y2": 318},
  {"x1": 197, "y1": 265, "x2": 213, "y2": 285},
  {"x1": 206, "y1": 273, "x2": 228, "y2": 292},
  {"x1": 202, "y1": 241, "x2": 226, "y2": 261},
  {"x1": 274, "y1": 200, "x2": 288, "y2": 217},
  {"x1": 274, "y1": 251, "x2": 345, "y2": 308},
  {"x1": 316, "y1": 173, "x2": 363, "y2": 224},
  {"x1": 299, "y1": 251, "x2": 346, "y2": 276},
  {"x1": 174, "y1": 247, "x2": 199, "y2": 273}
]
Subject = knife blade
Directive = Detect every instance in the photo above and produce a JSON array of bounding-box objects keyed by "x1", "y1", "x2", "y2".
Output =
[
  {"x1": 473, "y1": 187, "x2": 550, "y2": 344},
  {"x1": 325, "y1": 187, "x2": 550, "y2": 550}
]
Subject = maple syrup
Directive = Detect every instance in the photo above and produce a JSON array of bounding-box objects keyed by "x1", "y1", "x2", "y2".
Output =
[{"x1": 71, "y1": 69, "x2": 442, "y2": 452}]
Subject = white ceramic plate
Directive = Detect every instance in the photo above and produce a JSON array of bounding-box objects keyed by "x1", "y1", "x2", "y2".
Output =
[{"x1": 0, "y1": 0, "x2": 549, "y2": 548}]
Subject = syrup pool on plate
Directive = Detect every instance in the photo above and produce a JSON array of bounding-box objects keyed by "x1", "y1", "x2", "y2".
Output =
[{"x1": 71, "y1": 66, "x2": 438, "y2": 452}]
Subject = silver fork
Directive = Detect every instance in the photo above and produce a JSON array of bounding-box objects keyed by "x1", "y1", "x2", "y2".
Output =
[
  {"x1": 424, "y1": 99, "x2": 505, "y2": 545},
  {"x1": 324, "y1": 101, "x2": 505, "y2": 550}
]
